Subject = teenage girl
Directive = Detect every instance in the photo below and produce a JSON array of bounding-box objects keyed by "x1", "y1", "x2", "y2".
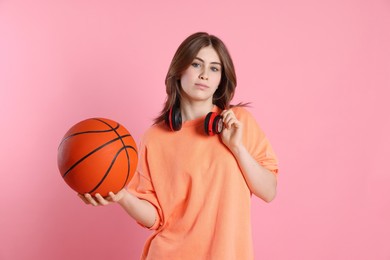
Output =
[{"x1": 80, "y1": 32, "x2": 278, "y2": 260}]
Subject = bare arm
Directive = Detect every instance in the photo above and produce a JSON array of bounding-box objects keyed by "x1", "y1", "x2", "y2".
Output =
[
  {"x1": 230, "y1": 145, "x2": 277, "y2": 202},
  {"x1": 220, "y1": 109, "x2": 277, "y2": 202},
  {"x1": 80, "y1": 189, "x2": 157, "y2": 228}
]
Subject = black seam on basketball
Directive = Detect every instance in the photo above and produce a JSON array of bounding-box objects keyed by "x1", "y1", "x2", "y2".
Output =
[
  {"x1": 94, "y1": 119, "x2": 134, "y2": 189},
  {"x1": 62, "y1": 134, "x2": 132, "y2": 178},
  {"x1": 58, "y1": 122, "x2": 120, "y2": 149},
  {"x1": 87, "y1": 146, "x2": 137, "y2": 194}
]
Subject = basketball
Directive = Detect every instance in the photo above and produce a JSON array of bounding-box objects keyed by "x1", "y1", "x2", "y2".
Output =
[{"x1": 57, "y1": 118, "x2": 138, "y2": 197}]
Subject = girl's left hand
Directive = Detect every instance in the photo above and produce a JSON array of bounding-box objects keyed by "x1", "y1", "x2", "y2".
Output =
[{"x1": 220, "y1": 109, "x2": 243, "y2": 152}]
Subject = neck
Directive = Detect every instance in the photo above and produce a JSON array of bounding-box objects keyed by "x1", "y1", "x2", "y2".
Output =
[{"x1": 180, "y1": 100, "x2": 214, "y2": 122}]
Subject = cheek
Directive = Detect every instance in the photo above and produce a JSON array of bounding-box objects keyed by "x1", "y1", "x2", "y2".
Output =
[
  {"x1": 211, "y1": 74, "x2": 222, "y2": 88},
  {"x1": 180, "y1": 75, "x2": 190, "y2": 89},
  {"x1": 180, "y1": 69, "x2": 195, "y2": 86}
]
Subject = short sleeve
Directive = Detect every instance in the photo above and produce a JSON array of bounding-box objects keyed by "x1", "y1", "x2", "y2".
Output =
[
  {"x1": 127, "y1": 139, "x2": 163, "y2": 230},
  {"x1": 234, "y1": 107, "x2": 279, "y2": 175}
]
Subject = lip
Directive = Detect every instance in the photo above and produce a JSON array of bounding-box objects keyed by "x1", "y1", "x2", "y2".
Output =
[{"x1": 195, "y1": 83, "x2": 209, "y2": 90}]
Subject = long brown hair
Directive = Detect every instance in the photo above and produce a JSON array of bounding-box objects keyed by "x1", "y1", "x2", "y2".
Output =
[{"x1": 154, "y1": 32, "x2": 238, "y2": 125}]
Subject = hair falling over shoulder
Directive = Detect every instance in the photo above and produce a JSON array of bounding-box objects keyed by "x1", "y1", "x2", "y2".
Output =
[{"x1": 154, "y1": 32, "x2": 243, "y2": 125}]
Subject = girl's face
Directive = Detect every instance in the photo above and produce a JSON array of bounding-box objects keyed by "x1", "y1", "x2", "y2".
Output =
[{"x1": 180, "y1": 46, "x2": 222, "y2": 104}]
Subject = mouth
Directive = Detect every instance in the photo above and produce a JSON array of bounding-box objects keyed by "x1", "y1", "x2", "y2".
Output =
[{"x1": 195, "y1": 83, "x2": 209, "y2": 90}]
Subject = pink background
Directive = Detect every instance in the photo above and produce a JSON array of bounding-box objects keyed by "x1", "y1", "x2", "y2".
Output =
[{"x1": 1, "y1": 0, "x2": 389, "y2": 259}]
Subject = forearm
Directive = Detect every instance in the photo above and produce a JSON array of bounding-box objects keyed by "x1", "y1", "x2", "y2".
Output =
[
  {"x1": 231, "y1": 145, "x2": 277, "y2": 202},
  {"x1": 117, "y1": 190, "x2": 157, "y2": 228}
]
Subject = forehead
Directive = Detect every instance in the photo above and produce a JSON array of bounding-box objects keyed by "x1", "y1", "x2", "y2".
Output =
[{"x1": 195, "y1": 46, "x2": 221, "y2": 63}]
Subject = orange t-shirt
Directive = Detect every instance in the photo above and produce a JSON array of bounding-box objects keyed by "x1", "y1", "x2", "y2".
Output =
[{"x1": 128, "y1": 106, "x2": 278, "y2": 260}]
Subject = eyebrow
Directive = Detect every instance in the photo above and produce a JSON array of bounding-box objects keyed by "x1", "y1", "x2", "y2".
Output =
[{"x1": 194, "y1": 57, "x2": 222, "y2": 66}]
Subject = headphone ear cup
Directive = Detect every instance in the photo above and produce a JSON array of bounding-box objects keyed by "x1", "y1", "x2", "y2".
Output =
[
  {"x1": 204, "y1": 112, "x2": 223, "y2": 136},
  {"x1": 165, "y1": 106, "x2": 182, "y2": 131},
  {"x1": 213, "y1": 115, "x2": 223, "y2": 134},
  {"x1": 172, "y1": 107, "x2": 182, "y2": 131}
]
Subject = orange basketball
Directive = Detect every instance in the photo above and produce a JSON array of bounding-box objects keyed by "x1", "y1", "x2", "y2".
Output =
[{"x1": 57, "y1": 118, "x2": 138, "y2": 197}]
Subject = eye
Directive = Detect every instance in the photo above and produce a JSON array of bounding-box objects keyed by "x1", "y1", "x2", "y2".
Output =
[
  {"x1": 211, "y1": 66, "x2": 220, "y2": 72},
  {"x1": 191, "y1": 62, "x2": 201, "y2": 68}
]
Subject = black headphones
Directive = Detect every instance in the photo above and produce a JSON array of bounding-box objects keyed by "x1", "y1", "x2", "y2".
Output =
[{"x1": 165, "y1": 105, "x2": 223, "y2": 136}]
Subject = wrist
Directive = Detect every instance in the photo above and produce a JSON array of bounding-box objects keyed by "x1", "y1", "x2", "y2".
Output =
[
  {"x1": 117, "y1": 189, "x2": 132, "y2": 206},
  {"x1": 230, "y1": 143, "x2": 246, "y2": 156}
]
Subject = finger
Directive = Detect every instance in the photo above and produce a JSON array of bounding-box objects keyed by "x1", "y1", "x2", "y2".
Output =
[
  {"x1": 78, "y1": 193, "x2": 90, "y2": 205},
  {"x1": 224, "y1": 116, "x2": 237, "y2": 129},
  {"x1": 231, "y1": 120, "x2": 242, "y2": 129},
  {"x1": 85, "y1": 193, "x2": 99, "y2": 206},
  {"x1": 222, "y1": 110, "x2": 237, "y2": 122},
  {"x1": 108, "y1": 191, "x2": 118, "y2": 202},
  {"x1": 224, "y1": 119, "x2": 232, "y2": 129},
  {"x1": 221, "y1": 109, "x2": 232, "y2": 117},
  {"x1": 95, "y1": 193, "x2": 109, "y2": 206},
  {"x1": 222, "y1": 112, "x2": 230, "y2": 121}
]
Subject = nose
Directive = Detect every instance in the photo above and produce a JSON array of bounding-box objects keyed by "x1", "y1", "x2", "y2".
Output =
[{"x1": 199, "y1": 69, "x2": 208, "y2": 80}]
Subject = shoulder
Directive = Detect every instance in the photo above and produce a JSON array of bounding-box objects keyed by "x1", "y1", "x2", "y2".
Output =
[
  {"x1": 231, "y1": 106, "x2": 257, "y2": 124},
  {"x1": 140, "y1": 122, "x2": 167, "y2": 145},
  {"x1": 231, "y1": 105, "x2": 267, "y2": 138},
  {"x1": 231, "y1": 105, "x2": 250, "y2": 115}
]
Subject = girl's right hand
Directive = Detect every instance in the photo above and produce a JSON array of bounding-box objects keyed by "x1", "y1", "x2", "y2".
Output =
[
  {"x1": 78, "y1": 189, "x2": 127, "y2": 206},
  {"x1": 78, "y1": 188, "x2": 158, "y2": 228}
]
